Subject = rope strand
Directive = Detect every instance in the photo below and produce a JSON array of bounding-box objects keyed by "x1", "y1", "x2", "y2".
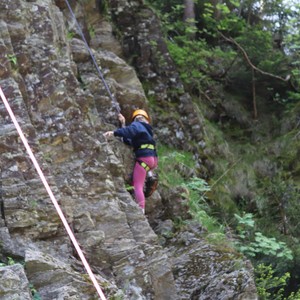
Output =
[
  {"x1": 64, "y1": 0, "x2": 120, "y2": 113},
  {"x1": 0, "y1": 86, "x2": 107, "y2": 300}
]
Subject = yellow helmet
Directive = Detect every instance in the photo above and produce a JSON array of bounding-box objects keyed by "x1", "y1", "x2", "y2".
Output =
[{"x1": 131, "y1": 109, "x2": 150, "y2": 122}]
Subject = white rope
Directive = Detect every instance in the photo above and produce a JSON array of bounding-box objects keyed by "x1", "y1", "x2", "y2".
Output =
[{"x1": 0, "y1": 86, "x2": 107, "y2": 300}]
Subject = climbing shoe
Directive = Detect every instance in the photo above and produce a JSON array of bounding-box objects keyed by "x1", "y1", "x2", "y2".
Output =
[{"x1": 144, "y1": 171, "x2": 159, "y2": 198}]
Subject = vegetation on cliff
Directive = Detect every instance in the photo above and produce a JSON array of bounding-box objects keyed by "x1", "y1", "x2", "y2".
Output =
[{"x1": 148, "y1": 0, "x2": 300, "y2": 298}]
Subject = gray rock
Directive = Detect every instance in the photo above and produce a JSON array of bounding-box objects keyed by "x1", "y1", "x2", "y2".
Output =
[{"x1": 0, "y1": 264, "x2": 32, "y2": 300}]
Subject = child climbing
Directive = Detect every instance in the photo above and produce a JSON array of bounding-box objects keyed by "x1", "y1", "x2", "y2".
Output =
[{"x1": 104, "y1": 109, "x2": 158, "y2": 214}]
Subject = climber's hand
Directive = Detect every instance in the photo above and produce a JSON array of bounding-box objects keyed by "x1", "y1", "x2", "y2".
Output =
[
  {"x1": 103, "y1": 131, "x2": 114, "y2": 139},
  {"x1": 118, "y1": 114, "x2": 126, "y2": 127}
]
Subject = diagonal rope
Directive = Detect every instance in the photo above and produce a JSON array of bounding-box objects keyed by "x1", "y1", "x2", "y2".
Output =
[
  {"x1": 64, "y1": 0, "x2": 120, "y2": 114},
  {"x1": 0, "y1": 86, "x2": 107, "y2": 300}
]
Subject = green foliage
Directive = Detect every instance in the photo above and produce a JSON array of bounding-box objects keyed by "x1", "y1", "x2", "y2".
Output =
[
  {"x1": 215, "y1": 4, "x2": 245, "y2": 35},
  {"x1": 252, "y1": 232, "x2": 292, "y2": 259},
  {"x1": 166, "y1": 38, "x2": 208, "y2": 91},
  {"x1": 234, "y1": 213, "x2": 293, "y2": 263},
  {"x1": 157, "y1": 144, "x2": 195, "y2": 187},
  {"x1": 125, "y1": 184, "x2": 134, "y2": 192},
  {"x1": 235, "y1": 212, "x2": 255, "y2": 232},
  {"x1": 148, "y1": 0, "x2": 300, "y2": 287},
  {"x1": 255, "y1": 174, "x2": 300, "y2": 237},
  {"x1": 184, "y1": 177, "x2": 211, "y2": 194},
  {"x1": 88, "y1": 25, "x2": 95, "y2": 38},
  {"x1": 280, "y1": 3, "x2": 300, "y2": 93},
  {"x1": 148, "y1": 0, "x2": 238, "y2": 94},
  {"x1": 182, "y1": 177, "x2": 224, "y2": 233},
  {"x1": 0, "y1": 257, "x2": 20, "y2": 267},
  {"x1": 109, "y1": 295, "x2": 124, "y2": 300},
  {"x1": 148, "y1": 0, "x2": 299, "y2": 102},
  {"x1": 167, "y1": 36, "x2": 238, "y2": 95},
  {"x1": 236, "y1": 27, "x2": 273, "y2": 62},
  {"x1": 255, "y1": 264, "x2": 289, "y2": 300},
  {"x1": 30, "y1": 284, "x2": 42, "y2": 300},
  {"x1": 97, "y1": 0, "x2": 109, "y2": 15},
  {"x1": 173, "y1": 216, "x2": 188, "y2": 230},
  {"x1": 255, "y1": 264, "x2": 300, "y2": 300},
  {"x1": 6, "y1": 54, "x2": 17, "y2": 65},
  {"x1": 157, "y1": 145, "x2": 223, "y2": 234},
  {"x1": 198, "y1": 1, "x2": 245, "y2": 37},
  {"x1": 67, "y1": 31, "x2": 75, "y2": 40},
  {"x1": 7, "y1": 257, "x2": 16, "y2": 265}
]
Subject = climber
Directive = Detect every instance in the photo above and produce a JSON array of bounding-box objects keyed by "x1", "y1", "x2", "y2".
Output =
[{"x1": 103, "y1": 109, "x2": 158, "y2": 214}]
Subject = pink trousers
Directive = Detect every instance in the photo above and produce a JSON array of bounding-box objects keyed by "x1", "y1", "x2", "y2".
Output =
[{"x1": 133, "y1": 156, "x2": 158, "y2": 209}]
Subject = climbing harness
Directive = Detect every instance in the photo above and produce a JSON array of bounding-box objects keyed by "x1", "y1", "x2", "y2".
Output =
[
  {"x1": 135, "y1": 160, "x2": 159, "y2": 198},
  {"x1": 64, "y1": 0, "x2": 120, "y2": 114},
  {"x1": 137, "y1": 160, "x2": 151, "y2": 172},
  {"x1": 0, "y1": 87, "x2": 107, "y2": 300},
  {"x1": 139, "y1": 144, "x2": 155, "y2": 150}
]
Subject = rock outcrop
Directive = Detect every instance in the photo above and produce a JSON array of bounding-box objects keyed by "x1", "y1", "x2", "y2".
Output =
[{"x1": 0, "y1": 0, "x2": 257, "y2": 299}]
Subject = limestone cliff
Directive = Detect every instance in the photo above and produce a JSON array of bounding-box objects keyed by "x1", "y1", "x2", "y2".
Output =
[{"x1": 0, "y1": 0, "x2": 257, "y2": 299}]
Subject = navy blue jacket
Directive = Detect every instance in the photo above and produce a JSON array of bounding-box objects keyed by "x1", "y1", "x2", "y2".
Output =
[{"x1": 114, "y1": 121, "x2": 157, "y2": 158}]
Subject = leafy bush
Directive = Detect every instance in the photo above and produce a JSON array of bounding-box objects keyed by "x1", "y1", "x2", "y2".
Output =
[
  {"x1": 157, "y1": 145, "x2": 224, "y2": 235},
  {"x1": 255, "y1": 174, "x2": 300, "y2": 237},
  {"x1": 157, "y1": 145, "x2": 195, "y2": 186},
  {"x1": 255, "y1": 264, "x2": 300, "y2": 300},
  {"x1": 234, "y1": 213, "x2": 293, "y2": 263},
  {"x1": 182, "y1": 177, "x2": 223, "y2": 233}
]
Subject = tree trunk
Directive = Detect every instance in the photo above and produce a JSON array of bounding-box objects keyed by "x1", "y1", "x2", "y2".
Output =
[
  {"x1": 252, "y1": 68, "x2": 258, "y2": 119},
  {"x1": 183, "y1": 0, "x2": 195, "y2": 21},
  {"x1": 183, "y1": 0, "x2": 196, "y2": 38}
]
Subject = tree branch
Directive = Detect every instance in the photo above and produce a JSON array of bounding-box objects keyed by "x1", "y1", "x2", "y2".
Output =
[{"x1": 219, "y1": 31, "x2": 290, "y2": 82}]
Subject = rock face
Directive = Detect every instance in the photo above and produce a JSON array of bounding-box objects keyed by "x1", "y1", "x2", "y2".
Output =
[
  {"x1": 0, "y1": 263, "x2": 32, "y2": 300},
  {"x1": 108, "y1": 0, "x2": 206, "y2": 151},
  {"x1": 0, "y1": 0, "x2": 257, "y2": 299},
  {"x1": 169, "y1": 227, "x2": 257, "y2": 300}
]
